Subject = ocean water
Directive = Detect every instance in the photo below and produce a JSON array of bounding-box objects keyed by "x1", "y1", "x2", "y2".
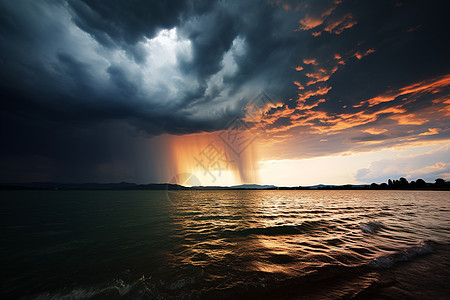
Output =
[{"x1": 1, "y1": 190, "x2": 449, "y2": 299}]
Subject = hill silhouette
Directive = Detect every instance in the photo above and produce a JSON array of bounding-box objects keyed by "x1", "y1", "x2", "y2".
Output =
[{"x1": 0, "y1": 178, "x2": 448, "y2": 190}]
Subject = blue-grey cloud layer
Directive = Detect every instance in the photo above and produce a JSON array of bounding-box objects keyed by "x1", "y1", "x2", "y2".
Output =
[{"x1": 0, "y1": 0, "x2": 448, "y2": 182}]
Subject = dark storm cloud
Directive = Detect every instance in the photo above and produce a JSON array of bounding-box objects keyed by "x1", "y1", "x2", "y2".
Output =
[
  {"x1": 302, "y1": 0, "x2": 450, "y2": 113},
  {"x1": 255, "y1": 0, "x2": 449, "y2": 162},
  {"x1": 68, "y1": 0, "x2": 213, "y2": 46},
  {"x1": 0, "y1": 0, "x2": 306, "y2": 135},
  {"x1": 0, "y1": 0, "x2": 448, "y2": 182}
]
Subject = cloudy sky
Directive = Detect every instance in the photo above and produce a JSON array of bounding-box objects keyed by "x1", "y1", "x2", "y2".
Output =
[{"x1": 1, "y1": 0, "x2": 449, "y2": 186}]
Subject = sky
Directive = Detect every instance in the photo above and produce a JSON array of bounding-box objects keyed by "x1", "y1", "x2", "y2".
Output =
[{"x1": 0, "y1": 0, "x2": 449, "y2": 186}]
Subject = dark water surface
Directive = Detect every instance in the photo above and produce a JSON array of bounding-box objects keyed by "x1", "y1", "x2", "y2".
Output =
[{"x1": 1, "y1": 190, "x2": 449, "y2": 299}]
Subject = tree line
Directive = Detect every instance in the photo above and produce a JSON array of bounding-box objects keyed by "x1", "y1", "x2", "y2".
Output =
[
  {"x1": 311, "y1": 177, "x2": 449, "y2": 190},
  {"x1": 368, "y1": 177, "x2": 448, "y2": 190}
]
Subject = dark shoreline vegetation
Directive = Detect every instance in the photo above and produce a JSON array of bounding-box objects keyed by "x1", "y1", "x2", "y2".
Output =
[{"x1": 1, "y1": 178, "x2": 449, "y2": 191}]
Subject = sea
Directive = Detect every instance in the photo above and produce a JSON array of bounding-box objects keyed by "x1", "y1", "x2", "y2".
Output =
[{"x1": 1, "y1": 190, "x2": 449, "y2": 299}]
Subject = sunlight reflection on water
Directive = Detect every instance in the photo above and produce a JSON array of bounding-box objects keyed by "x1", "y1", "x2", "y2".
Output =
[{"x1": 1, "y1": 190, "x2": 449, "y2": 299}]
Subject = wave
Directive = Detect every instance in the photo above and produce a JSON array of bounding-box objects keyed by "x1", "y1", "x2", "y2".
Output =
[
  {"x1": 28, "y1": 241, "x2": 442, "y2": 300},
  {"x1": 367, "y1": 240, "x2": 434, "y2": 268},
  {"x1": 33, "y1": 279, "x2": 147, "y2": 300},
  {"x1": 223, "y1": 220, "x2": 328, "y2": 237},
  {"x1": 359, "y1": 221, "x2": 385, "y2": 233},
  {"x1": 31, "y1": 276, "x2": 194, "y2": 300}
]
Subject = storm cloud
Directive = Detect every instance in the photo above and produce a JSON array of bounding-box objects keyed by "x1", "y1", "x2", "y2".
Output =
[{"x1": 0, "y1": 0, "x2": 449, "y2": 183}]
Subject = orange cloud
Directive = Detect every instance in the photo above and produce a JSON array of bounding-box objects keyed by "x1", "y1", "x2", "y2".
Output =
[
  {"x1": 419, "y1": 128, "x2": 440, "y2": 136},
  {"x1": 297, "y1": 3, "x2": 340, "y2": 32},
  {"x1": 294, "y1": 81, "x2": 305, "y2": 90},
  {"x1": 431, "y1": 97, "x2": 450, "y2": 117},
  {"x1": 362, "y1": 128, "x2": 388, "y2": 135},
  {"x1": 268, "y1": 71, "x2": 448, "y2": 135},
  {"x1": 355, "y1": 74, "x2": 450, "y2": 107},
  {"x1": 320, "y1": 106, "x2": 403, "y2": 132},
  {"x1": 298, "y1": 86, "x2": 332, "y2": 101},
  {"x1": 353, "y1": 95, "x2": 396, "y2": 108},
  {"x1": 399, "y1": 75, "x2": 450, "y2": 95},
  {"x1": 440, "y1": 173, "x2": 450, "y2": 180},
  {"x1": 303, "y1": 58, "x2": 318, "y2": 65},
  {"x1": 321, "y1": 6, "x2": 337, "y2": 18},
  {"x1": 323, "y1": 13, "x2": 357, "y2": 35},
  {"x1": 389, "y1": 113, "x2": 428, "y2": 125},
  {"x1": 258, "y1": 67, "x2": 448, "y2": 147},
  {"x1": 298, "y1": 15, "x2": 324, "y2": 30},
  {"x1": 305, "y1": 66, "x2": 338, "y2": 86},
  {"x1": 408, "y1": 162, "x2": 450, "y2": 176},
  {"x1": 296, "y1": 1, "x2": 356, "y2": 37},
  {"x1": 354, "y1": 48, "x2": 375, "y2": 60},
  {"x1": 264, "y1": 101, "x2": 414, "y2": 135},
  {"x1": 265, "y1": 102, "x2": 406, "y2": 134},
  {"x1": 265, "y1": 65, "x2": 446, "y2": 135},
  {"x1": 296, "y1": 98, "x2": 326, "y2": 110}
]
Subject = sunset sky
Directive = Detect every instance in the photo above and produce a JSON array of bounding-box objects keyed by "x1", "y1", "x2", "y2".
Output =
[{"x1": 1, "y1": 0, "x2": 449, "y2": 186}]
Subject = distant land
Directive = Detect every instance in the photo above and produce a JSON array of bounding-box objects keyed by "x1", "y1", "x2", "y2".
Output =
[{"x1": 1, "y1": 178, "x2": 449, "y2": 191}]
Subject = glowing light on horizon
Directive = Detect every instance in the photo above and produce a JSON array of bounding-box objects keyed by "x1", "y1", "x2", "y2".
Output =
[{"x1": 167, "y1": 131, "x2": 259, "y2": 186}]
